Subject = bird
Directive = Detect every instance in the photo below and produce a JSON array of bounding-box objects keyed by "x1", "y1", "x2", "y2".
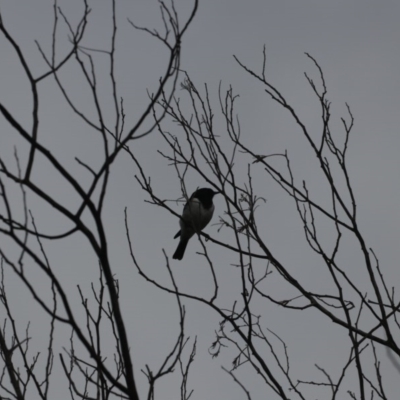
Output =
[{"x1": 173, "y1": 188, "x2": 218, "y2": 260}]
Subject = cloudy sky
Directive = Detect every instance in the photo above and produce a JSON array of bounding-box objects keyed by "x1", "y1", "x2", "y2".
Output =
[{"x1": 0, "y1": 0, "x2": 400, "y2": 399}]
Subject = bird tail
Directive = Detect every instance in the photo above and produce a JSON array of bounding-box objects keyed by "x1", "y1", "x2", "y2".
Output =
[{"x1": 173, "y1": 238, "x2": 188, "y2": 260}]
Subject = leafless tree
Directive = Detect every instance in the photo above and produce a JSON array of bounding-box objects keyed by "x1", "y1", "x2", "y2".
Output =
[
  {"x1": 1, "y1": 0, "x2": 398, "y2": 399},
  {"x1": 129, "y1": 48, "x2": 400, "y2": 399},
  {"x1": 0, "y1": 0, "x2": 198, "y2": 399}
]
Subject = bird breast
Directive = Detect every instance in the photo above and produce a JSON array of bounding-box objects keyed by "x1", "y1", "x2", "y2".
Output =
[{"x1": 180, "y1": 198, "x2": 215, "y2": 233}]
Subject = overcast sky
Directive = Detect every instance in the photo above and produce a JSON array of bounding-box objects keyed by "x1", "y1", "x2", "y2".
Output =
[{"x1": 1, "y1": 0, "x2": 400, "y2": 399}]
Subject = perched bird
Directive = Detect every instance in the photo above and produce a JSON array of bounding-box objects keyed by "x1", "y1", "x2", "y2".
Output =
[{"x1": 173, "y1": 188, "x2": 218, "y2": 260}]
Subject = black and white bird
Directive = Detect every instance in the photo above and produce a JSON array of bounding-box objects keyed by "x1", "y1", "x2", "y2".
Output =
[{"x1": 173, "y1": 188, "x2": 218, "y2": 260}]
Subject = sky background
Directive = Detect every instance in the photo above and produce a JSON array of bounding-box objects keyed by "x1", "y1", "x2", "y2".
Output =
[{"x1": 0, "y1": 0, "x2": 400, "y2": 399}]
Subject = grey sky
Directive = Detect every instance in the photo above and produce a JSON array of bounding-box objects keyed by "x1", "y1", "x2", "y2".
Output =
[{"x1": 0, "y1": 0, "x2": 400, "y2": 399}]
